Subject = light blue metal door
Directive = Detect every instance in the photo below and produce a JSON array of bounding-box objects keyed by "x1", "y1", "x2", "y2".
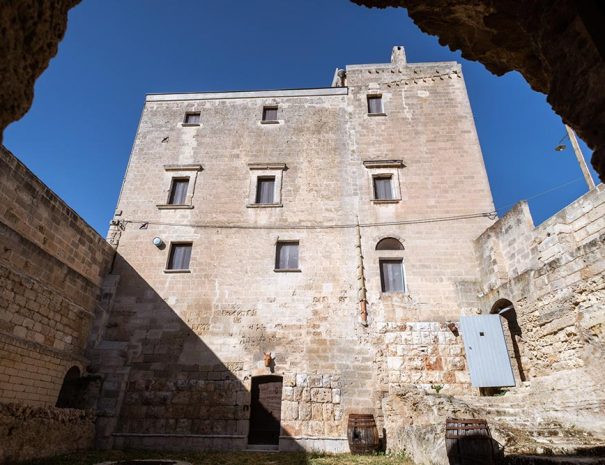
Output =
[{"x1": 460, "y1": 315, "x2": 515, "y2": 388}]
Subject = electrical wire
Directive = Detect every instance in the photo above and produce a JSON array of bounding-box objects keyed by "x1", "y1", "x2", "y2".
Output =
[
  {"x1": 118, "y1": 177, "x2": 587, "y2": 232},
  {"x1": 122, "y1": 211, "x2": 496, "y2": 231},
  {"x1": 494, "y1": 177, "x2": 583, "y2": 213}
]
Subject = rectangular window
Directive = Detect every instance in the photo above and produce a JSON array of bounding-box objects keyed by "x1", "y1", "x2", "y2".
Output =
[
  {"x1": 168, "y1": 178, "x2": 189, "y2": 205},
  {"x1": 373, "y1": 176, "x2": 393, "y2": 200},
  {"x1": 167, "y1": 243, "x2": 192, "y2": 270},
  {"x1": 255, "y1": 176, "x2": 275, "y2": 204},
  {"x1": 262, "y1": 106, "x2": 278, "y2": 122},
  {"x1": 380, "y1": 259, "x2": 405, "y2": 292},
  {"x1": 184, "y1": 112, "x2": 200, "y2": 124},
  {"x1": 275, "y1": 241, "x2": 299, "y2": 270},
  {"x1": 367, "y1": 95, "x2": 383, "y2": 114}
]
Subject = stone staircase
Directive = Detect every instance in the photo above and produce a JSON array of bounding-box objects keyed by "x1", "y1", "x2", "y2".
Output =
[{"x1": 460, "y1": 387, "x2": 605, "y2": 461}]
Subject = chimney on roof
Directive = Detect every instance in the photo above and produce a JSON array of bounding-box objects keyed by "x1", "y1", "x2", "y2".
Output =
[{"x1": 391, "y1": 46, "x2": 406, "y2": 65}]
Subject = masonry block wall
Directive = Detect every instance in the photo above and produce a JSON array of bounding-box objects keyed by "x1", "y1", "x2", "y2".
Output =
[
  {"x1": 93, "y1": 47, "x2": 495, "y2": 452},
  {"x1": 0, "y1": 146, "x2": 114, "y2": 407},
  {"x1": 475, "y1": 184, "x2": 605, "y2": 432}
]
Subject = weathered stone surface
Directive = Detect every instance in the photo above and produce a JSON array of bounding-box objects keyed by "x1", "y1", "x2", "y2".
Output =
[
  {"x1": 0, "y1": 146, "x2": 114, "y2": 407},
  {"x1": 92, "y1": 47, "x2": 494, "y2": 451},
  {"x1": 352, "y1": 0, "x2": 605, "y2": 180},
  {"x1": 0, "y1": 1, "x2": 80, "y2": 142},
  {"x1": 0, "y1": 401, "x2": 94, "y2": 463}
]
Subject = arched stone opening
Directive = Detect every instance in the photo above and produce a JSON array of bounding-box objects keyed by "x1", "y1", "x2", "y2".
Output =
[
  {"x1": 491, "y1": 299, "x2": 526, "y2": 384},
  {"x1": 55, "y1": 365, "x2": 83, "y2": 408}
]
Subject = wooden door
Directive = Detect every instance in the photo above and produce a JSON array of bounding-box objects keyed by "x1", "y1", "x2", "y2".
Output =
[{"x1": 248, "y1": 375, "x2": 283, "y2": 445}]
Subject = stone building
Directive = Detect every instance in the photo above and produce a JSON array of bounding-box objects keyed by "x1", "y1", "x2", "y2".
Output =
[
  {"x1": 92, "y1": 46, "x2": 496, "y2": 452},
  {"x1": 1, "y1": 46, "x2": 603, "y2": 463}
]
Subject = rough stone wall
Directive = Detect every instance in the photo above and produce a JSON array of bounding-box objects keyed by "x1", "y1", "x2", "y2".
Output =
[
  {"x1": 476, "y1": 184, "x2": 605, "y2": 382},
  {"x1": 0, "y1": 145, "x2": 114, "y2": 407},
  {"x1": 0, "y1": 401, "x2": 95, "y2": 463},
  {"x1": 94, "y1": 47, "x2": 495, "y2": 452},
  {"x1": 0, "y1": 0, "x2": 80, "y2": 142},
  {"x1": 351, "y1": 0, "x2": 605, "y2": 181}
]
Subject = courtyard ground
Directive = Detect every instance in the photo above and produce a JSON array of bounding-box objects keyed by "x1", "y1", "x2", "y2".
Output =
[{"x1": 20, "y1": 450, "x2": 412, "y2": 465}]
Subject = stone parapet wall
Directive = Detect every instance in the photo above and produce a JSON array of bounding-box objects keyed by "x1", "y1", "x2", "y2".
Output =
[
  {"x1": 0, "y1": 401, "x2": 94, "y2": 463},
  {"x1": 475, "y1": 186, "x2": 605, "y2": 381},
  {"x1": 0, "y1": 146, "x2": 114, "y2": 407}
]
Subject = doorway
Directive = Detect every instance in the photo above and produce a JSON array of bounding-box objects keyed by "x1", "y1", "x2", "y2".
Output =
[
  {"x1": 491, "y1": 299, "x2": 526, "y2": 383},
  {"x1": 248, "y1": 375, "x2": 283, "y2": 446}
]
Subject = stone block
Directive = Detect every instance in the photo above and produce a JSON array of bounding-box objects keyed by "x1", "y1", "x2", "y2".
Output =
[{"x1": 311, "y1": 388, "x2": 332, "y2": 403}]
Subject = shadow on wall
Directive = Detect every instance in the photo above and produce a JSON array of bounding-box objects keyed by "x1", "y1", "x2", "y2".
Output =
[{"x1": 87, "y1": 254, "x2": 305, "y2": 453}]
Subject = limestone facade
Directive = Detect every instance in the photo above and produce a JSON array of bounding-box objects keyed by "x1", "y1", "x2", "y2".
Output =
[{"x1": 93, "y1": 47, "x2": 496, "y2": 451}]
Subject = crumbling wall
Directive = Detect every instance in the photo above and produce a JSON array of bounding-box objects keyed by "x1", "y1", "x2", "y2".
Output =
[
  {"x1": 0, "y1": 401, "x2": 94, "y2": 463},
  {"x1": 476, "y1": 185, "x2": 605, "y2": 381}
]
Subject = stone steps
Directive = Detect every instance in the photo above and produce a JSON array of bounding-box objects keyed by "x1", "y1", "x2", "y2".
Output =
[
  {"x1": 456, "y1": 393, "x2": 605, "y2": 458},
  {"x1": 504, "y1": 456, "x2": 605, "y2": 465}
]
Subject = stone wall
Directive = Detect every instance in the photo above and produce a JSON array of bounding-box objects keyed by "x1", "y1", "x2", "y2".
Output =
[
  {"x1": 93, "y1": 47, "x2": 494, "y2": 452},
  {"x1": 476, "y1": 184, "x2": 605, "y2": 382},
  {"x1": 0, "y1": 401, "x2": 94, "y2": 463},
  {"x1": 0, "y1": 145, "x2": 114, "y2": 407}
]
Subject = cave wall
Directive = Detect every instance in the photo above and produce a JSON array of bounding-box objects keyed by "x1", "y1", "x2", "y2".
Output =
[{"x1": 0, "y1": 0, "x2": 80, "y2": 143}]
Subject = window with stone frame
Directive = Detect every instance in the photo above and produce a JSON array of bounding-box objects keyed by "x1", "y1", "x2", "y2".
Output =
[
  {"x1": 379, "y1": 259, "x2": 405, "y2": 292},
  {"x1": 255, "y1": 176, "x2": 276, "y2": 204},
  {"x1": 167, "y1": 243, "x2": 192, "y2": 270},
  {"x1": 262, "y1": 106, "x2": 278, "y2": 122},
  {"x1": 367, "y1": 95, "x2": 384, "y2": 114},
  {"x1": 376, "y1": 237, "x2": 406, "y2": 293},
  {"x1": 184, "y1": 112, "x2": 200, "y2": 125},
  {"x1": 275, "y1": 241, "x2": 299, "y2": 271},
  {"x1": 373, "y1": 175, "x2": 394, "y2": 200},
  {"x1": 167, "y1": 178, "x2": 189, "y2": 205}
]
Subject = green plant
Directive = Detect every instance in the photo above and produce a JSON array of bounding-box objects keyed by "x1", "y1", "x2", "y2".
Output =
[{"x1": 430, "y1": 384, "x2": 444, "y2": 394}]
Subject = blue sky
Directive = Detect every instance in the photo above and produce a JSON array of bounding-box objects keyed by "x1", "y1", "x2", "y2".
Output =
[{"x1": 4, "y1": 0, "x2": 598, "y2": 234}]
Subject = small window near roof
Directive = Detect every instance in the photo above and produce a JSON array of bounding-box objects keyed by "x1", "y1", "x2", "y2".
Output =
[
  {"x1": 167, "y1": 243, "x2": 192, "y2": 270},
  {"x1": 256, "y1": 176, "x2": 276, "y2": 204},
  {"x1": 168, "y1": 178, "x2": 189, "y2": 205},
  {"x1": 262, "y1": 106, "x2": 278, "y2": 122},
  {"x1": 275, "y1": 241, "x2": 299, "y2": 270},
  {"x1": 380, "y1": 259, "x2": 405, "y2": 292},
  {"x1": 373, "y1": 175, "x2": 393, "y2": 200},
  {"x1": 184, "y1": 112, "x2": 200, "y2": 125},
  {"x1": 367, "y1": 95, "x2": 383, "y2": 114}
]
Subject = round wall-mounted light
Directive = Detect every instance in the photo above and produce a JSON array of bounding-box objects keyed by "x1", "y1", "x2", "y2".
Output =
[{"x1": 152, "y1": 237, "x2": 164, "y2": 248}]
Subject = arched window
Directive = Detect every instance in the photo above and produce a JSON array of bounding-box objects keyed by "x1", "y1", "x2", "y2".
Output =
[
  {"x1": 56, "y1": 366, "x2": 82, "y2": 408},
  {"x1": 376, "y1": 237, "x2": 404, "y2": 250},
  {"x1": 376, "y1": 237, "x2": 406, "y2": 293}
]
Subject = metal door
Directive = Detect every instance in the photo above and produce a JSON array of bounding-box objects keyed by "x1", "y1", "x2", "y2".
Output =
[
  {"x1": 248, "y1": 375, "x2": 282, "y2": 445},
  {"x1": 460, "y1": 315, "x2": 515, "y2": 388}
]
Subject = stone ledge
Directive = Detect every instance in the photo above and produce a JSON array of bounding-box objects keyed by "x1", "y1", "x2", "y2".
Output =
[{"x1": 156, "y1": 204, "x2": 194, "y2": 210}]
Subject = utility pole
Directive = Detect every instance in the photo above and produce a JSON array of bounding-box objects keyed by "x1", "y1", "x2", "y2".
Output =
[{"x1": 565, "y1": 124, "x2": 596, "y2": 190}]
